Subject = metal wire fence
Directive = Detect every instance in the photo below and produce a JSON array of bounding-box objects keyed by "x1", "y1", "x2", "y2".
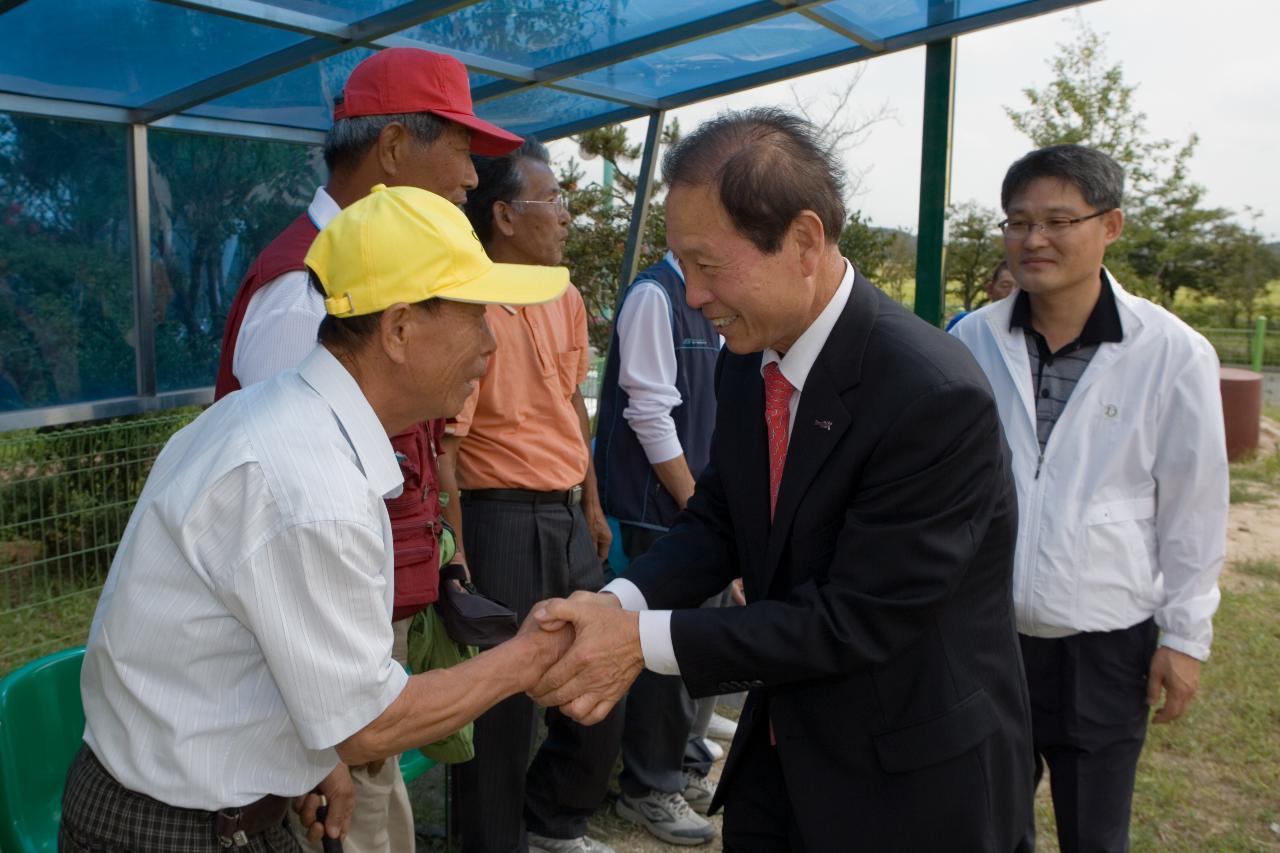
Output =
[
  {"x1": 0, "y1": 408, "x2": 202, "y2": 674},
  {"x1": 1202, "y1": 327, "x2": 1279, "y2": 368}
]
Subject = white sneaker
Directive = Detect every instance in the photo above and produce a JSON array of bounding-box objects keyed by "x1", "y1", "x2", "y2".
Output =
[
  {"x1": 706, "y1": 711, "x2": 738, "y2": 742},
  {"x1": 527, "y1": 832, "x2": 616, "y2": 853},
  {"x1": 615, "y1": 791, "x2": 715, "y2": 846},
  {"x1": 682, "y1": 770, "x2": 717, "y2": 815},
  {"x1": 696, "y1": 736, "x2": 724, "y2": 762}
]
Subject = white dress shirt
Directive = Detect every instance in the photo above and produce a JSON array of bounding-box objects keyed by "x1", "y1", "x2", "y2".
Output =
[
  {"x1": 81, "y1": 346, "x2": 408, "y2": 809},
  {"x1": 605, "y1": 260, "x2": 856, "y2": 674},
  {"x1": 231, "y1": 186, "x2": 340, "y2": 387}
]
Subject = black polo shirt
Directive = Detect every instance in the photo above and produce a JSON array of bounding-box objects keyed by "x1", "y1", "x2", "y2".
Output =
[{"x1": 1010, "y1": 270, "x2": 1123, "y2": 452}]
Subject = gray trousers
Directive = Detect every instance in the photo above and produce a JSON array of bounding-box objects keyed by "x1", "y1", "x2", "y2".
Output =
[{"x1": 453, "y1": 496, "x2": 624, "y2": 853}]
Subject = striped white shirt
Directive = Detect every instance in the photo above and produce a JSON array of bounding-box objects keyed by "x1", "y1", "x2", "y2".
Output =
[{"x1": 81, "y1": 346, "x2": 409, "y2": 809}]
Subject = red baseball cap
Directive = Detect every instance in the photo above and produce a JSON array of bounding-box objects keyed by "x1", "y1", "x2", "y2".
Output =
[{"x1": 333, "y1": 48, "x2": 523, "y2": 157}]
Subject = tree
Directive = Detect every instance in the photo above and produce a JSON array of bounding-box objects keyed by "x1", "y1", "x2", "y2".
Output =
[
  {"x1": 1005, "y1": 19, "x2": 1235, "y2": 306},
  {"x1": 838, "y1": 210, "x2": 892, "y2": 282},
  {"x1": 1209, "y1": 212, "x2": 1280, "y2": 327},
  {"x1": 944, "y1": 203, "x2": 1004, "y2": 311}
]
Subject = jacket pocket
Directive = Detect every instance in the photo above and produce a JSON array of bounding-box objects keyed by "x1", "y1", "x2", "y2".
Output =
[
  {"x1": 871, "y1": 689, "x2": 999, "y2": 774},
  {"x1": 1077, "y1": 496, "x2": 1159, "y2": 623}
]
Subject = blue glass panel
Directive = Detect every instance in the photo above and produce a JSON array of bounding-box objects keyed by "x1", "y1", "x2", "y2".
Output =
[
  {"x1": 403, "y1": 0, "x2": 753, "y2": 68},
  {"x1": 189, "y1": 48, "x2": 506, "y2": 131},
  {"x1": 0, "y1": 114, "x2": 135, "y2": 409},
  {"x1": 251, "y1": 0, "x2": 407, "y2": 25},
  {"x1": 0, "y1": 0, "x2": 303, "y2": 108},
  {"x1": 187, "y1": 48, "x2": 375, "y2": 130},
  {"x1": 576, "y1": 17, "x2": 854, "y2": 100},
  {"x1": 148, "y1": 129, "x2": 323, "y2": 392},
  {"x1": 820, "y1": 0, "x2": 1014, "y2": 41},
  {"x1": 474, "y1": 88, "x2": 631, "y2": 139}
]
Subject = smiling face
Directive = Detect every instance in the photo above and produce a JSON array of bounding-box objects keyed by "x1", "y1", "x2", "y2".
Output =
[
  {"x1": 1003, "y1": 177, "x2": 1123, "y2": 299},
  {"x1": 666, "y1": 182, "x2": 819, "y2": 355},
  {"x1": 409, "y1": 299, "x2": 495, "y2": 418}
]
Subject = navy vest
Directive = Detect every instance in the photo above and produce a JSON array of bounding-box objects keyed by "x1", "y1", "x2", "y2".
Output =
[{"x1": 595, "y1": 258, "x2": 719, "y2": 530}]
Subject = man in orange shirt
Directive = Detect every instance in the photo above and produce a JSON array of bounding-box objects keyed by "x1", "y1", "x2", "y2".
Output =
[{"x1": 440, "y1": 139, "x2": 621, "y2": 853}]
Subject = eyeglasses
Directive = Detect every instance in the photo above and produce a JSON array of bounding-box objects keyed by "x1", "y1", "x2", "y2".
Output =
[
  {"x1": 510, "y1": 196, "x2": 571, "y2": 215},
  {"x1": 998, "y1": 208, "x2": 1114, "y2": 240}
]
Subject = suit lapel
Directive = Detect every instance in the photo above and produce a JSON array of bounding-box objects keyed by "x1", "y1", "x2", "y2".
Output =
[{"x1": 763, "y1": 271, "x2": 878, "y2": 587}]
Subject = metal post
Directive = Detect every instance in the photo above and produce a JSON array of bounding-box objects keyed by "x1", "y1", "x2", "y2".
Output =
[
  {"x1": 1252, "y1": 315, "x2": 1268, "y2": 373},
  {"x1": 913, "y1": 38, "x2": 956, "y2": 327},
  {"x1": 127, "y1": 124, "x2": 157, "y2": 397},
  {"x1": 617, "y1": 109, "x2": 665, "y2": 298}
]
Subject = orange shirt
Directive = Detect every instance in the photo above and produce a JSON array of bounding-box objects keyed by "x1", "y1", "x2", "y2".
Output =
[{"x1": 453, "y1": 285, "x2": 590, "y2": 491}]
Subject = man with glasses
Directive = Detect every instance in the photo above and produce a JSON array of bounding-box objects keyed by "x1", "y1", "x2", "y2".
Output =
[
  {"x1": 445, "y1": 139, "x2": 621, "y2": 853},
  {"x1": 951, "y1": 144, "x2": 1229, "y2": 852}
]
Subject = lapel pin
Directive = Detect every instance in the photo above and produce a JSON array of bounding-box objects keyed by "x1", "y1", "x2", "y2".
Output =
[{"x1": 813, "y1": 419, "x2": 833, "y2": 431}]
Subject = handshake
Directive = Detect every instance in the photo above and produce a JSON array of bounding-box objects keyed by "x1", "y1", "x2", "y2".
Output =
[{"x1": 514, "y1": 590, "x2": 646, "y2": 725}]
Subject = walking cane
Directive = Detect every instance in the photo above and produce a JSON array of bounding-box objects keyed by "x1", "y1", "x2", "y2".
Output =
[{"x1": 315, "y1": 796, "x2": 344, "y2": 853}]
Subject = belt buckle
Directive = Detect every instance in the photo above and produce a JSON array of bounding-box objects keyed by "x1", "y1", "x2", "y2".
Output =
[
  {"x1": 215, "y1": 808, "x2": 250, "y2": 848},
  {"x1": 568, "y1": 484, "x2": 583, "y2": 506}
]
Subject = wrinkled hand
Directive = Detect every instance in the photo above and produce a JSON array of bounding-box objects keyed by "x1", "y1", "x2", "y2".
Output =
[
  {"x1": 517, "y1": 599, "x2": 576, "y2": 690},
  {"x1": 293, "y1": 762, "x2": 354, "y2": 843},
  {"x1": 584, "y1": 504, "x2": 613, "y2": 561},
  {"x1": 527, "y1": 592, "x2": 643, "y2": 725},
  {"x1": 730, "y1": 578, "x2": 745, "y2": 606},
  {"x1": 1147, "y1": 646, "x2": 1201, "y2": 724}
]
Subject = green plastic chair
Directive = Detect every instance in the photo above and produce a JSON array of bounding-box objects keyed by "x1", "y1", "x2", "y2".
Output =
[
  {"x1": 0, "y1": 646, "x2": 87, "y2": 853},
  {"x1": 0, "y1": 649, "x2": 437, "y2": 852}
]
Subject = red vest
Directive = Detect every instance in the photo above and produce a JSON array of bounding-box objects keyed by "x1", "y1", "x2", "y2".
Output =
[{"x1": 215, "y1": 211, "x2": 443, "y2": 617}]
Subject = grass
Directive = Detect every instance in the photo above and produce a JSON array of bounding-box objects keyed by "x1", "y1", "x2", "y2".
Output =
[{"x1": 1027, "y1": 579, "x2": 1280, "y2": 852}]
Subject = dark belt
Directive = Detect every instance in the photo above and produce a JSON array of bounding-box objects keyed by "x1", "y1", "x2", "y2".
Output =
[
  {"x1": 215, "y1": 794, "x2": 291, "y2": 848},
  {"x1": 464, "y1": 485, "x2": 583, "y2": 507}
]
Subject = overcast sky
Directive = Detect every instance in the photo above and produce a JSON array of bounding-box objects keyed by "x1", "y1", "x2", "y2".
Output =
[{"x1": 553, "y1": 0, "x2": 1280, "y2": 240}]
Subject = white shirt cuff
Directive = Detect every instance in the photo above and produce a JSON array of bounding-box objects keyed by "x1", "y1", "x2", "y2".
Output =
[
  {"x1": 638, "y1": 610, "x2": 680, "y2": 675},
  {"x1": 602, "y1": 577, "x2": 648, "y2": 611},
  {"x1": 601, "y1": 579, "x2": 679, "y2": 675},
  {"x1": 639, "y1": 435, "x2": 685, "y2": 466}
]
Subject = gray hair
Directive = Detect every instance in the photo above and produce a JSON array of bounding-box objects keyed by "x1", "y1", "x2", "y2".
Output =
[
  {"x1": 1000, "y1": 144, "x2": 1125, "y2": 212},
  {"x1": 661, "y1": 107, "x2": 847, "y2": 255},
  {"x1": 323, "y1": 111, "x2": 449, "y2": 173}
]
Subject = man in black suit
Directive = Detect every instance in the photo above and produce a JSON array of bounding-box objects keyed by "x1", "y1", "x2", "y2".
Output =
[{"x1": 531, "y1": 108, "x2": 1033, "y2": 852}]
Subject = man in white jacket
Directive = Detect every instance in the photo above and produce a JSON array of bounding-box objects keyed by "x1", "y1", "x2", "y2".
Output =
[{"x1": 951, "y1": 144, "x2": 1228, "y2": 853}]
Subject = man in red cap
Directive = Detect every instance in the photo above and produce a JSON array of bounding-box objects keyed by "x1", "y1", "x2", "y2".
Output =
[{"x1": 213, "y1": 47, "x2": 523, "y2": 853}]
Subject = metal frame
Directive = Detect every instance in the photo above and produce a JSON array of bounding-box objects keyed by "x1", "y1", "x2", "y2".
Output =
[
  {"x1": 127, "y1": 124, "x2": 157, "y2": 397},
  {"x1": 617, "y1": 110, "x2": 667, "y2": 296},
  {"x1": 913, "y1": 38, "x2": 956, "y2": 328},
  {"x1": 0, "y1": 0, "x2": 1099, "y2": 433},
  {"x1": 0, "y1": 389, "x2": 214, "y2": 433}
]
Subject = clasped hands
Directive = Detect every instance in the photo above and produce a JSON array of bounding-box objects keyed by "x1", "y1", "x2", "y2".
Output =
[{"x1": 517, "y1": 590, "x2": 645, "y2": 725}]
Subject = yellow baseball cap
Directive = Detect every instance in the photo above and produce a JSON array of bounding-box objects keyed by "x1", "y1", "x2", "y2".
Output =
[{"x1": 305, "y1": 183, "x2": 568, "y2": 317}]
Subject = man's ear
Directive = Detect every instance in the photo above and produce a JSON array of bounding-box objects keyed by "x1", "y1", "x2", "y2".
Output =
[
  {"x1": 378, "y1": 303, "x2": 415, "y2": 364},
  {"x1": 789, "y1": 210, "x2": 827, "y2": 278},
  {"x1": 1102, "y1": 207, "x2": 1125, "y2": 246},
  {"x1": 376, "y1": 122, "x2": 411, "y2": 177},
  {"x1": 491, "y1": 200, "x2": 518, "y2": 239}
]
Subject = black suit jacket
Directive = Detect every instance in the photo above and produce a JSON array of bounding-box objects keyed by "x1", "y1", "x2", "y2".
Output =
[{"x1": 624, "y1": 271, "x2": 1033, "y2": 851}]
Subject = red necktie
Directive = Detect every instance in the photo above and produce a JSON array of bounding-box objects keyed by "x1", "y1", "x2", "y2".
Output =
[{"x1": 763, "y1": 362, "x2": 793, "y2": 520}]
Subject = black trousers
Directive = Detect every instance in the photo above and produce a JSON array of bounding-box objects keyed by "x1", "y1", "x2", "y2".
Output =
[
  {"x1": 453, "y1": 497, "x2": 624, "y2": 853},
  {"x1": 59, "y1": 745, "x2": 300, "y2": 853},
  {"x1": 1019, "y1": 618, "x2": 1159, "y2": 853},
  {"x1": 720, "y1": 711, "x2": 805, "y2": 853}
]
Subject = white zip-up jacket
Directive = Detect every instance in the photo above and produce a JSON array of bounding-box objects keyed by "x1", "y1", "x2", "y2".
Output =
[{"x1": 951, "y1": 273, "x2": 1228, "y2": 660}]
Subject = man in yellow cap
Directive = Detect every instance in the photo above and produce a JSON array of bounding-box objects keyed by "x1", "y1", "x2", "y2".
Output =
[
  {"x1": 63, "y1": 187, "x2": 570, "y2": 853},
  {"x1": 212, "y1": 47, "x2": 525, "y2": 853}
]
